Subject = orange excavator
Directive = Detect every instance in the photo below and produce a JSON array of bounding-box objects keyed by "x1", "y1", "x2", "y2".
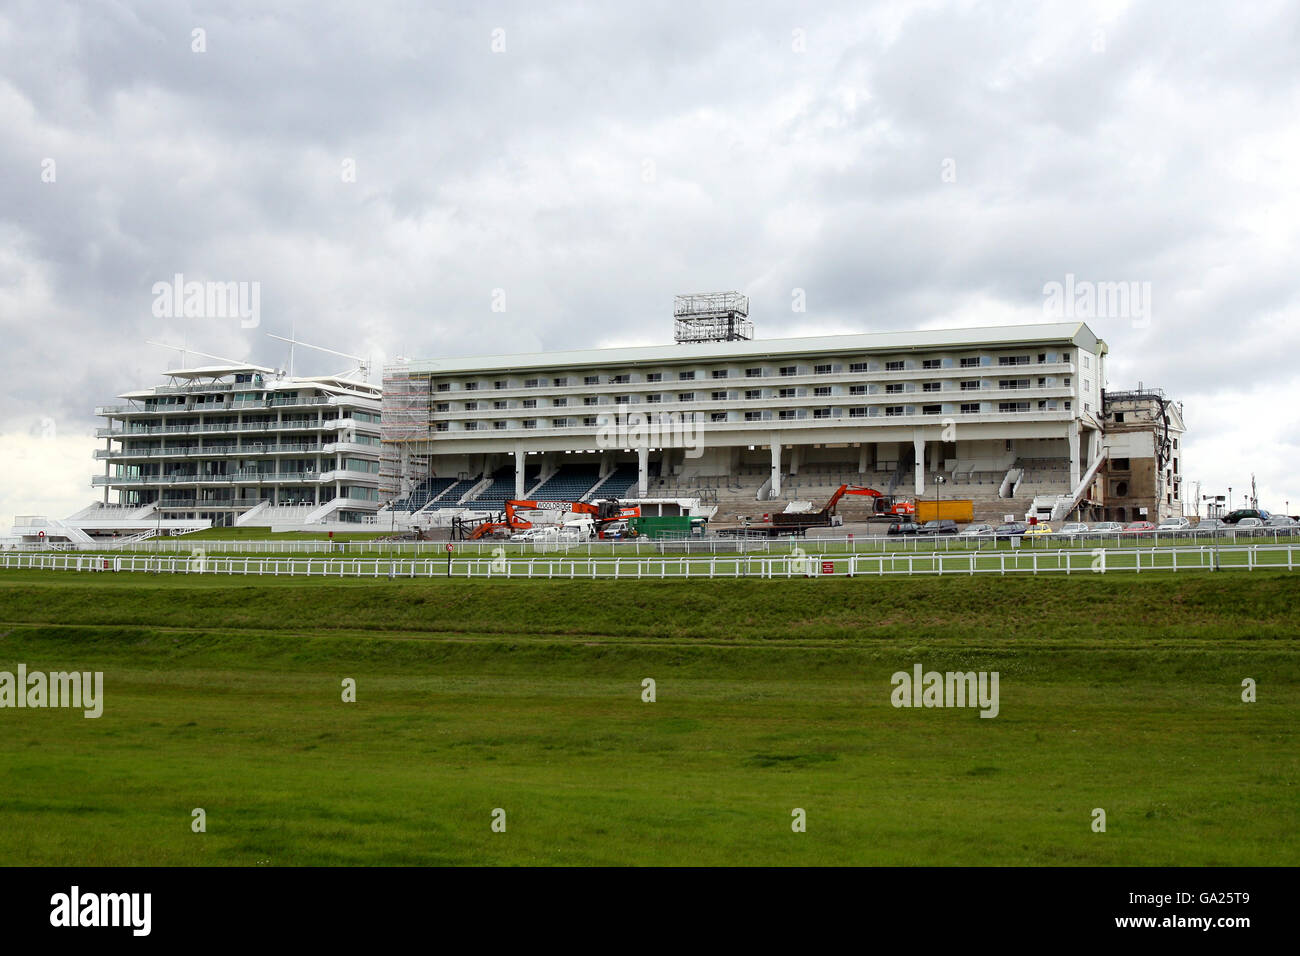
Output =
[
  {"x1": 769, "y1": 484, "x2": 913, "y2": 533},
  {"x1": 456, "y1": 498, "x2": 641, "y2": 540}
]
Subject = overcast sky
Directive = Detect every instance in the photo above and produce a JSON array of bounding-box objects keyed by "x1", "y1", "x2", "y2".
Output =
[{"x1": 2, "y1": 0, "x2": 1298, "y2": 527}]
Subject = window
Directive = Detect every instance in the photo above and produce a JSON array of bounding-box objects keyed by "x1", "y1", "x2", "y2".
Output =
[
  {"x1": 922, "y1": 359, "x2": 941, "y2": 369},
  {"x1": 778, "y1": 388, "x2": 796, "y2": 398},
  {"x1": 1112, "y1": 458, "x2": 1130, "y2": 470},
  {"x1": 492, "y1": 401, "x2": 506, "y2": 410},
  {"x1": 960, "y1": 381, "x2": 979, "y2": 391},
  {"x1": 998, "y1": 379, "x2": 1030, "y2": 390},
  {"x1": 711, "y1": 391, "x2": 727, "y2": 401},
  {"x1": 961, "y1": 403, "x2": 979, "y2": 414},
  {"x1": 885, "y1": 383, "x2": 904, "y2": 394},
  {"x1": 610, "y1": 374, "x2": 630, "y2": 385},
  {"x1": 1064, "y1": 376, "x2": 1072, "y2": 387},
  {"x1": 646, "y1": 372, "x2": 662, "y2": 383},
  {"x1": 745, "y1": 411, "x2": 762, "y2": 422},
  {"x1": 646, "y1": 394, "x2": 662, "y2": 404},
  {"x1": 1038, "y1": 353, "x2": 1047, "y2": 363},
  {"x1": 778, "y1": 410, "x2": 796, "y2": 421},
  {"x1": 814, "y1": 364, "x2": 832, "y2": 374},
  {"x1": 1083, "y1": 379, "x2": 1091, "y2": 392},
  {"x1": 745, "y1": 367, "x2": 762, "y2": 378},
  {"x1": 584, "y1": 375, "x2": 599, "y2": 385},
  {"x1": 494, "y1": 421, "x2": 507, "y2": 430},
  {"x1": 583, "y1": 397, "x2": 598, "y2": 406},
  {"x1": 885, "y1": 406, "x2": 904, "y2": 417},
  {"x1": 850, "y1": 407, "x2": 868, "y2": 417},
  {"x1": 434, "y1": 422, "x2": 448, "y2": 432},
  {"x1": 614, "y1": 395, "x2": 630, "y2": 404},
  {"x1": 1113, "y1": 412, "x2": 1124, "y2": 423},
  {"x1": 553, "y1": 377, "x2": 568, "y2": 388},
  {"x1": 999, "y1": 402, "x2": 1030, "y2": 413},
  {"x1": 465, "y1": 382, "x2": 479, "y2": 390},
  {"x1": 1065, "y1": 401, "x2": 1072, "y2": 410},
  {"x1": 885, "y1": 361, "x2": 904, "y2": 371},
  {"x1": 923, "y1": 382, "x2": 940, "y2": 392},
  {"x1": 523, "y1": 420, "x2": 537, "y2": 430},
  {"x1": 960, "y1": 357, "x2": 980, "y2": 368},
  {"x1": 678, "y1": 392, "x2": 695, "y2": 402},
  {"x1": 552, "y1": 418, "x2": 568, "y2": 428},
  {"x1": 435, "y1": 403, "x2": 449, "y2": 412},
  {"x1": 465, "y1": 401, "x2": 479, "y2": 411},
  {"x1": 850, "y1": 385, "x2": 867, "y2": 395},
  {"x1": 523, "y1": 399, "x2": 537, "y2": 409},
  {"x1": 744, "y1": 389, "x2": 762, "y2": 400},
  {"x1": 711, "y1": 412, "x2": 727, "y2": 422},
  {"x1": 813, "y1": 408, "x2": 831, "y2": 419},
  {"x1": 436, "y1": 383, "x2": 450, "y2": 392},
  {"x1": 679, "y1": 371, "x2": 696, "y2": 381},
  {"x1": 553, "y1": 398, "x2": 567, "y2": 407},
  {"x1": 494, "y1": 380, "x2": 508, "y2": 390},
  {"x1": 922, "y1": 405, "x2": 941, "y2": 415},
  {"x1": 779, "y1": 366, "x2": 797, "y2": 377},
  {"x1": 583, "y1": 417, "x2": 596, "y2": 427},
  {"x1": 998, "y1": 355, "x2": 1030, "y2": 366},
  {"x1": 465, "y1": 422, "x2": 478, "y2": 431},
  {"x1": 712, "y1": 369, "x2": 729, "y2": 379},
  {"x1": 1083, "y1": 355, "x2": 1091, "y2": 368},
  {"x1": 814, "y1": 386, "x2": 832, "y2": 396},
  {"x1": 850, "y1": 362, "x2": 868, "y2": 373}
]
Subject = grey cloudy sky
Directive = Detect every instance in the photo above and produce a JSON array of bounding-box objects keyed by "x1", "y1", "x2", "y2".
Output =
[{"x1": 2, "y1": 0, "x2": 1298, "y2": 525}]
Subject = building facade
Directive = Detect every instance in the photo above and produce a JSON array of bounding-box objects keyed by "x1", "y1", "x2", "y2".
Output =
[
  {"x1": 382, "y1": 321, "x2": 1110, "y2": 517},
  {"x1": 93, "y1": 364, "x2": 384, "y2": 526},
  {"x1": 1098, "y1": 387, "x2": 1187, "y2": 521}
]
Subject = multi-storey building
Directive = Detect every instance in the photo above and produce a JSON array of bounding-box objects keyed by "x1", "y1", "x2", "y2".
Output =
[
  {"x1": 92, "y1": 364, "x2": 384, "y2": 527},
  {"x1": 383, "y1": 315, "x2": 1111, "y2": 521},
  {"x1": 1098, "y1": 386, "x2": 1187, "y2": 521}
]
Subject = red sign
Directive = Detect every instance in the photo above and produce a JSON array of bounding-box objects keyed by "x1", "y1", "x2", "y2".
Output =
[
  {"x1": 821, "y1": 561, "x2": 834, "y2": 575},
  {"x1": 446, "y1": 542, "x2": 454, "y2": 553}
]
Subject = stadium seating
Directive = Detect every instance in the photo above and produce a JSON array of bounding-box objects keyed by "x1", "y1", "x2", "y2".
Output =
[{"x1": 526, "y1": 465, "x2": 602, "y2": 502}]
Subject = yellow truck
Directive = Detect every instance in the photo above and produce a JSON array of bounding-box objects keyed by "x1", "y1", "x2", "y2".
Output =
[{"x1": 915, "y1": 499, "x2": 975, "y2": 523}]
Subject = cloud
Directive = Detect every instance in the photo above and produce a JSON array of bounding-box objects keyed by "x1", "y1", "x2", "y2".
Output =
[{"x1": 1, "y1": 0, "x2": 1298, "y2": 523}]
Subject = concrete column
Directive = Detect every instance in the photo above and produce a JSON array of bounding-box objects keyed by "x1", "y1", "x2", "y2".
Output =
[
  {"x1": 637, "y1": 445, "x2": 649, "y2": 497},
  {"x1": 1068, "y1": 424, "x2": 1081, "y2": 490},
  {"x1": 789, "y1": 445, "x2": 801, "y2": 476},
  {"x1": 913, "y1": 435, "x2": 925, "y2": 496},
  {"x1": 858, "y1": 444, "x2": 868, "y2": 475},
  {"x1": 929, "y1": 440, "x2": 941, "y2": 473},
  {"x1": 769, "y1": 435, "x2": 782, "y2": 498},
  {"x1": 514, "y1": 447, "x2": 526, "y2": 498}
]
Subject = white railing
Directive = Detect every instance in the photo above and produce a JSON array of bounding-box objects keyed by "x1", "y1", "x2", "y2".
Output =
[{"x1": 2, "y1": 544, "x2": 1296, "y2": 578}]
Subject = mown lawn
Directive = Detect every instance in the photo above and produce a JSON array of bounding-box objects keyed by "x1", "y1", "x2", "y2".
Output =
[{"x1": 0, "y1": 572, "x2": 1296, "y2": 865}]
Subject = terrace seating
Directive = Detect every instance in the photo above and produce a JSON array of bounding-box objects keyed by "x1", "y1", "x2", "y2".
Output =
[{"x1": 527, "y1": 465, "x2": 601, "y2": 502}]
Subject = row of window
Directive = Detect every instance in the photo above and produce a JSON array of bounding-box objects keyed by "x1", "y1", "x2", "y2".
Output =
[
  {"x1": 433, "y1": 352, "x2": 1080, "y2": 392},
  {"x1": 431, "y1": 400, "x2": 1074, "y2": 431}
]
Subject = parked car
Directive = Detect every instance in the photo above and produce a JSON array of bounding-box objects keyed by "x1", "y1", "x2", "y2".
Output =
[
  {"x1": 1157, "y1": 517, "x2": 1191, "y2": 532},
  {"x1": 1090, "y1": 521, "x2": 1124, "y2": 534},
  {"x1": 1236, "y1": 517, "x2": 1264, "y2": 530},
  {"x1": 1194, "y1": 518, "x2": 1226, "y2": 532},
  {"x1": 1122, "y1": 521, "x2": 1157, "y2": 537},
  {"x1": 1223, "y1": 509, "x2": 1265, "y2": 524},
  {"x1": 920, "y1": 520, "x2": 959, "y2": 535},
  {"x1": 959, "y1": 523, "x2": 994, "y2": 537},
  {"x1": 1264, "y1": 516, "x2": 1297, "y2": 528},
  {"x1": 1024, "y1": 523, "x2": 1054, "y2": 537},
  {"x1": 888, "y1": 521, "x2": 926, "y2": 536},
  {"x1": 994, "y1": 522, "x2": 1028, "y2": 541},
  {"x1": 1060, "y1": 522, "x2": 1090, "y2": 537}
]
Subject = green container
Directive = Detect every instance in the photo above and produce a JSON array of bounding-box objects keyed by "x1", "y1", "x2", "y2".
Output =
[{"x1": 629, "y1": 515, "x2": 706, "y2": 539}]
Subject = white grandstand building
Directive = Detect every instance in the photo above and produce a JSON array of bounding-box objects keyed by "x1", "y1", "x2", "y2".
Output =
[
  {"x1": 380, "y1": 296, "x2": 1111, "y2": 527},
  {"x1": 9, "y1": 364, "x2": 384, "y2": 545}
]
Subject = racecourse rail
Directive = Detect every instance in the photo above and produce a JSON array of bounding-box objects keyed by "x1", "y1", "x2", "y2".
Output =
[{"x1": 3, "y1": 543, "x2": 1297, "y2": 579}]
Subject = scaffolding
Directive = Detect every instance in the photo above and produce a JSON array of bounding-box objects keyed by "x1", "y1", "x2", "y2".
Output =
[
  {"x1": 673, "y1": 291, "x2": 753, "y2": 344},
  {"x1": 380, "y1": 364, "x2": 434, "y2": 502}
]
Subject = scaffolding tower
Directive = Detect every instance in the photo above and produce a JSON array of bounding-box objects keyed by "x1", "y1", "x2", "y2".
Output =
[
  {"x1": 380, "y1": 364, "x2": 434, "y2": 503},
  {"x1": 673, "y1": 292, "x2": 753, "y2": 344}
]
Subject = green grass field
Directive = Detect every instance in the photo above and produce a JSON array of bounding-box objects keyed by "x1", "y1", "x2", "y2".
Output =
[{"x1": 0, "y1": 570, "x2": 1296, "y2": 865}]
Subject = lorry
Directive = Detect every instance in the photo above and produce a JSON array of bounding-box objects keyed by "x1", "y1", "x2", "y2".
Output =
[
  {"x1": 914, "y1": 498, "x2": 974, "y2": 523},
  {"x1": 725, "y1": 485, "x2": 914, "y2": 538},
  {"x1": 453, "y1": 498, "x2": 640, "y2": 540}
]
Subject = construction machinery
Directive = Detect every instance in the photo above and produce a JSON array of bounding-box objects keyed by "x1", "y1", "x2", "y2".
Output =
[
  {"x1": 722, "y1": 485, "x2": 913, "y2": 538},
  {"x1": 453, "y1": 498, "x2": 641, "y2": 541}
]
